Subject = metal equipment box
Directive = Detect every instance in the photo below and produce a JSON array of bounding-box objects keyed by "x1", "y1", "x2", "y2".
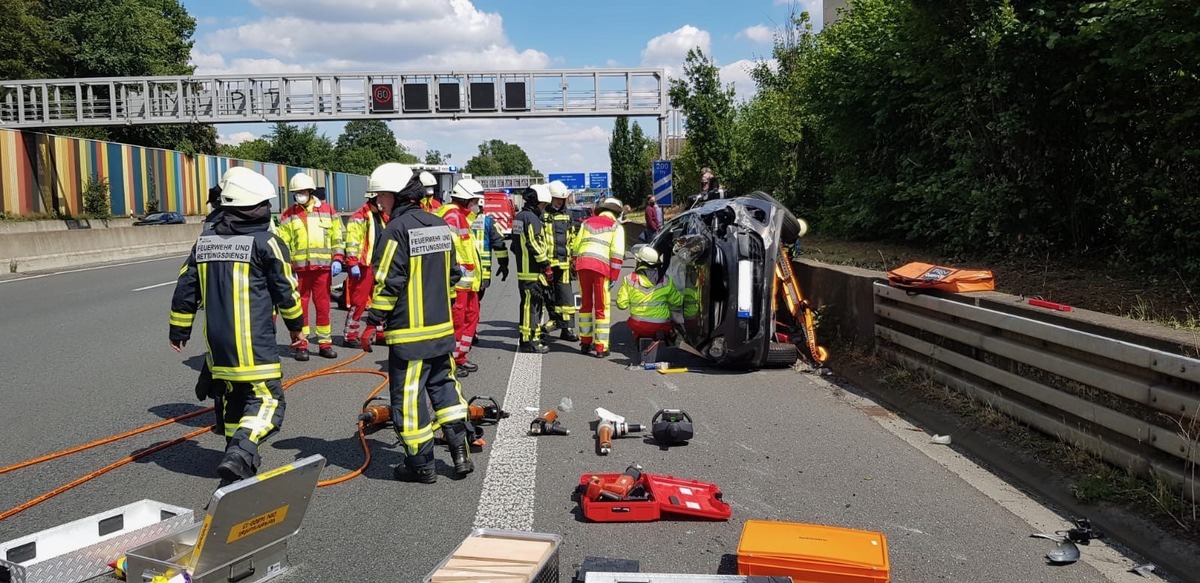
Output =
[
  {"x1": 424, "y1": 528, "x2": 562, "y2": 583},
  {"x1": 0, "y1": 499, "x2": 194, "y2": 583},
  {"x1": 123, "y1": 455, "x2": 325, "y2": 583}
]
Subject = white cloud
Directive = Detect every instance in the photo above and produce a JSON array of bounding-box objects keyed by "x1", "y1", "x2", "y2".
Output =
[
  {"x1": 640, "y1": 25, "x2": 712, "y2": 77},
  {"x1": 737, "y1": 25, "x2": 773, "y2": 44},
  {"x1": 217, "y1": 131, "x2": 258, "y2": 146},
  {"x1": 397, "y1": 137, "x2": 428, "y2": 156},
  {"x1": 720, "y1": 59, "x2": 767, "y2": 101},
  {"x1": 774, "y1": 0, "x2": 824, "y2": 25}
]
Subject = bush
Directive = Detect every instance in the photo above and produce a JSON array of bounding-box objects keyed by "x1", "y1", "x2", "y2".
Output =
[{"x1": 82, "y1": 177, "x2": 111, "y2": 219}]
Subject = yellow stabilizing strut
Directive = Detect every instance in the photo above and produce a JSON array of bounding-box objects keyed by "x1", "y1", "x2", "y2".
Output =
[{"x1": 775, "y1": 248, "x2": 829, "y2": 364}]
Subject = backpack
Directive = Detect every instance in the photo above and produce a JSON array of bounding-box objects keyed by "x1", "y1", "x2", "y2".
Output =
[{"x1": 886, "y1": 262, "x2": 995, "y2": 293}]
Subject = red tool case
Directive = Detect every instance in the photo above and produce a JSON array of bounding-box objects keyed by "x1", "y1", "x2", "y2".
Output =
[{"x1": 577, "y1": 472, "x2": 732, "y2": 522}]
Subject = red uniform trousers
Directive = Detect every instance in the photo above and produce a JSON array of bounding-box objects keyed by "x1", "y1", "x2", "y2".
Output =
[
  {"x1": 296, "y1": 269, "x2": 333, "y2": 348},
  {"x1": 452, "y1": 289, "x2": 481, "y2": 364},
  {"x1": 627, "y1": 318, "x2": 674, "y2": 341},
  {"x1": 577, "y1": 269, "x2": 612, "y2": 352},
  {"x1": 343, "y1": 266, "x2": 384, "y2": 343}
]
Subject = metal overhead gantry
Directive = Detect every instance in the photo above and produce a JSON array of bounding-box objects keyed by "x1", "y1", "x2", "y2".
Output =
[{"x1": 0, "y1": 68, "x2": 672, "y2": 157}]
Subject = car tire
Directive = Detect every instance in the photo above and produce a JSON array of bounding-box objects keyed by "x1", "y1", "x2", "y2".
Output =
[
  {"x1": 743, "y1": 191, "x2": 805, "y2": 244},
  {"x1": 764, "y1": 341, "x2": 800, "y2": 367}
]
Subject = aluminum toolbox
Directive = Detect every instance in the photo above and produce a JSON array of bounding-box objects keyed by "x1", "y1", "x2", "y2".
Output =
[
  {"x1": 0, "y1": 499, "x2": 194, "y2": 583},
  {"x1": 424, "y1": 528, "x2": 562, "y2": 583},
  {"x1": 586, "y1": 576, "x2": 792, "y2": 583},
  {"x1": 123, "y1": 454, "x2": 325, "y2": 583}
]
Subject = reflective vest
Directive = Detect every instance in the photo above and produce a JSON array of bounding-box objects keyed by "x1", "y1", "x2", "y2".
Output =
[
  {"x1": 616, "y1": 271, "x2": 683, "y2": 324},
  {"x1": 369, "y1": 202, "x2": 459, "y2": 361},
  {"x1": 434, "y1": 203, "x2": 482, "y2": 291},
  {"x1": 344, "y1": 202, "x2": 386, "y2": 268},
  {"x1": 468, "y1": 212, "x2": 508, "y2": 283},
  {"x1": 277, "y1": 199, "x2": 344, "y2": 270},
  {"x1": 513, "y1": 205, "x2": 551, "y2": 282},
  {"x1": 572, "y1": 211, "x2": 624, "y2": 280}
]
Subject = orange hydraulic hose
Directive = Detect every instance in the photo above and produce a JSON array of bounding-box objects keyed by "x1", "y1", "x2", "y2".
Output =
[{"x1": 0, "y1": 351, "x2": 387, "y2": 521}]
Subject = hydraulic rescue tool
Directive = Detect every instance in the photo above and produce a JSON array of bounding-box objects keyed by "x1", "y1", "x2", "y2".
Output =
[
  {"x1": 467, "y1": 395, "x2": 510, "y2": 424},
  {"x1": 584, "y1": 464, "x2": 648, "y2": 501},
  {"x1": 529, "y1": 409, "x2": 570, "y2": 435},
  {"x1": 775, "y1": 247, "x2": 829, "y2": 364},
  {"x1": 650, "y1": 409, "x2": 694, "y2": 446},
  {"x1": 595, "y1": 407, "x2": 644, "y2": 455},
  {"x1": 359, "y1": 398, "x2": 391, "y2": 426}
]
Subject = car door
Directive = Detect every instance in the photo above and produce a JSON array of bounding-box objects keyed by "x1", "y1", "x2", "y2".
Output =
[{"x1": 653, "y1": 213, "x2": 713, "y2": 348}]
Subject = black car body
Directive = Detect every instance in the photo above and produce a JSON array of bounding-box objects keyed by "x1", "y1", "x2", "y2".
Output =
[
  {"x1": 649, "y1": 195, "x2": 798, "y2": 369},
  {"x1": 133, "y1": 212, "x2": 185, "y2": 226}
]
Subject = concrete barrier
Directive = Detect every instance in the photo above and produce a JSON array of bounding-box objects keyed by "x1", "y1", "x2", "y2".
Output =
[{"x1": 2, "y1": 223, "x2": 201, "y2": 273}]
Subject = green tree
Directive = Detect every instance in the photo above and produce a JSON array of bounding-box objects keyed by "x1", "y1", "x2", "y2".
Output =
[
  {"x1": 668, "y1": 48, "x2": 737, "y2": 188},
  {"x1": 609, "y1": 116, "x2": 635, "y2": 198},
  {"x1": 219, "y1": 138, "x2": 272, "y2": 162},
  {"x1": 464, "y1": 140, "x2": 536, "y2": 176},
  {"x1": 333, "y1": 120, "x2": 416, "y2": 175},
  {"x1": 0, "y1": 0, "x2": 64, "y2": 80},
  {"x1": 424, "y1": 149, "x2": 450, "y2": 165},
  {"x1": 266, "y1": 123, "x2": 335, "y2": 169}
]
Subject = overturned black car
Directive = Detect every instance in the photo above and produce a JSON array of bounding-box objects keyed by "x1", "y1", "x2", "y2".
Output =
[{"x1": 648, "y1": 193, "x2": 819, "y2": 369}]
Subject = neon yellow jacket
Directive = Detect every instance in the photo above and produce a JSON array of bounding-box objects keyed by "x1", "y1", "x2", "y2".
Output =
[
  {"x1": 277, "y1": 199, "x2": 344, "y2": 270},
  {"x1": 616, "y1": 270, "x2": 682, "y2": 323},
  {"x1": 435, "y1": 203, "x2": 482, "y2": 292}
]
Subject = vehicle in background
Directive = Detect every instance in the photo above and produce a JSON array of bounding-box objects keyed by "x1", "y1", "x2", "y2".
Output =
[
  {"x1": 648, "y1": 192, "x2": 808, "y2": 369},
  {"x1": 408, "y1": 163, "x2": 471, "y2": 205},
  {"x1": 565, "y1": 205, "x2": 591, "y2": 225},
  {"x1": 482, "y1": 191, "x2": 517, "y2": 236},
  {"x1": 133, "y1": 212, "x2": 186, "y2": 226}
]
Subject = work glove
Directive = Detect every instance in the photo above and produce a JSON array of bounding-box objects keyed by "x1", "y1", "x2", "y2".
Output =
[
  {"x1": 480, "y1": 279, "x2": 491, "y2": 291},
  {"x1": 360, "y1": 325, "x2": 377, "y2": 352},
  {"x1": 543, "y1": 266, "x2": 556, "y2": 285},
  {"x1": 497, "y1": 263, "x2": 510, "y2": 281},
  {"x1": 331, "y1": 260, "x2": 343, "y2": 277},
  {"x1": 194, "y1": 364, "x2": 214, "y2": 402}
]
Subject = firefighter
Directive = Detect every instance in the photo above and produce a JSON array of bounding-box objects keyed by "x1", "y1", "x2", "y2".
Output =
[
  {"x1": 571, "y1": 196, "x2": 625, "y2": 358},
  {"x1": 419, "y1": 171, "x2": 441, "y2": 213},
  {"x1": 470, "y1": 196, "x2": 510, "y2": 301},
  {"x1": 169, "y1": 167, "x2": 304, "y2": 484},
  {"x1": 616, "y1": 246, "x2": 681, "y2": 342},
  {"x1": 340, "y1": 187, "x2": 389, "y2": 347},
  {"x1": 512, "y1": 184, "x2": 554, "y2": 353},
  {"x1": 543, "y1": 180, "x2": 579, "y2": 341},
  {"x1": 358, "y1": 162, "x2": 473, "y2": 483},
  {"x1": 435, "y1": 178, "x2": 486, "y2": 376},
  {"x1": 278, "y1": 173, "x2": 345, "y2": 361}
]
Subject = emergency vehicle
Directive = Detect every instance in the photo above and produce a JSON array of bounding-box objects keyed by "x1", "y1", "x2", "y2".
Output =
[
  {"x1": 408, "y1": 164, "x2": 470, "y2": 204},
  {"x1": 482, "y1": 191, "x2": 517, "y2": 236}
]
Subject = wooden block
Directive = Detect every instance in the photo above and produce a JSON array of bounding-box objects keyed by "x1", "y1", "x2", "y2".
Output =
[
  {"x1": 443, "y1": 557, "x2": 538, "y2": 577},
  {"x1": 430, "y1": 570, "x2": 527, "y2": 583},
  {"x1": 453, "y1": 536, "x2": 553, "y2": 565}
]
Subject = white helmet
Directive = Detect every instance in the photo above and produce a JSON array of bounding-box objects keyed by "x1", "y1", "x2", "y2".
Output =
[
  {"x1": 525, "y1": 184, "x2": 552, "y2": 205},
  {"x1": 366, "y1": 163, "x2": 415, "y2": 194},
  {"x1": 219, "y1": 167, "x2": 276, "y2": 208},
  {"x1": 451, "y1": 178, "x2": 486, "y2": 201},
  {"x1": 419, "y1": 171, "x2": 437, "y2": 188},
  {"x1": 634, "y1": 246, "x2": 660, "y2": 265},
  {"x1": 547, "y1": 180, "x2": 569, "y2": 199},
  {"x1": 288, "y1": 173, "x2": 316, "y2": 192},
  {"x1": 596, "y1": 196, "x2": 623, "y2": 216}
]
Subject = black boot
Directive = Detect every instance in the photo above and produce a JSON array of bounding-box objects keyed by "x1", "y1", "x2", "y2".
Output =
[
  {"x1": 560, "y1": 328, "x2": 579, "y2": 341},
  {"x1": 393, "y1": 464, "x2": 437, "y2": 483},
  {"x1": 318, "y1": 345, "x2": 338, "y2": 359},
  {"x1": 449, "y1": 437, "x2": 474, "y2": 476},
  {"x1": 520, "y1": 341, "x2": 549, "y2": 354},
  {"x1": 580, "y1": 342, "x2": 594, "y2": 355},
  {"x1": 294, "y1": 347, "x2": 310, "y2": 361},
  {"x1": 216, "y1": 448, "x2": 255, "y2": 484},
  {"x1": 458, "y1": 361, "x2": 479, "y2": 373}
]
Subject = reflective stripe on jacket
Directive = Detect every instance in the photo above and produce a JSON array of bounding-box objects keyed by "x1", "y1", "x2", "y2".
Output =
[
  {"x1": 616, "y1": 271, "x2": 683, "y2": 324},
  {"x1": 544, "y1": 206, "x2": 574, "y2": 268},
  {"x1": 572, "y1": 211, "x2": 624, "y2": 280},
  {"x1": 277, "y1": 199, "x2": 345, "y2": 270},
  {"x1": 344, "y1": 202, "x2": 386, "y2": 268},
  {"x1": 368, "y1": 201, "x2": 459, "y2": 361},
  {"x1": 170, "y1": 228, "x2": 303, "y2": 382},
  {"x1": 512, "y1": 206, "x2": 551, "y2": 281},
  {"x1": 435, "y1": 204, "x2": 481, "y2": 291}
]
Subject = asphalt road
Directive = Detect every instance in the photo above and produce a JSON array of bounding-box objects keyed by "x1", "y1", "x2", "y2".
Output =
[{"x1": 0, "y1": 256, "x2": 1158, "y2": 582}]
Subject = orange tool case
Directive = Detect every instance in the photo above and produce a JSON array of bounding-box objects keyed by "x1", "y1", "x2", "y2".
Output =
[{"x1": 737, "y1": 520, "x2": 889, "y2": 583}]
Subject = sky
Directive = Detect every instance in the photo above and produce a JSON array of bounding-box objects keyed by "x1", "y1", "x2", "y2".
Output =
[{"x1": 182, "y1": 0, "x2": 824, "y2": 177}]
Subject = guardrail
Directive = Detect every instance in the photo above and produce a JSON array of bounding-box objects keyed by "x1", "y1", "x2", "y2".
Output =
[{"x1": 873, "y1": 282, "x2": 1200, "y2": 495}]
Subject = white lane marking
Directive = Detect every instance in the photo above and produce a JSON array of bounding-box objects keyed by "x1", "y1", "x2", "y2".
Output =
[
  {"x1": 473, "y1": 349, "x2": 541, "y2": 531},
  {"x1": 0, "y1": 255, "x2": 187, "y2": 285},
  {"x1": 828, "y1": 381, "x2": 1146, "y2": 582},
  {"x1": 132, "y1": 281, "x2": 176, "y2": 292}
]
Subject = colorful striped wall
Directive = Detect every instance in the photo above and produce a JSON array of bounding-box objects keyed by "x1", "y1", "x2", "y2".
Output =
[{"x1": 0, "y1": 128, "x2": 367, "y2": 217}]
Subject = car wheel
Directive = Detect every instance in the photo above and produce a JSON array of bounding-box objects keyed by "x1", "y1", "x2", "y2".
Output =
[
  {"x1": 743, "y1": 191, "x2": 805, "y2": 244},
  {"x1": 764, "y1": 341, "x2": 800, "y2": 367}
]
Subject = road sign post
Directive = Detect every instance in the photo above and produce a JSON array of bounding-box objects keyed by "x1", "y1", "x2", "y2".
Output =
[{"x1": 652, "y1": 161, "x2": 673, "y2": 205}]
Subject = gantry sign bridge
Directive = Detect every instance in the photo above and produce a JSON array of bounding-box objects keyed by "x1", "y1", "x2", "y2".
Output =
[{"x1": 0, "y1": 68, "x2": 671, "y2": 157}]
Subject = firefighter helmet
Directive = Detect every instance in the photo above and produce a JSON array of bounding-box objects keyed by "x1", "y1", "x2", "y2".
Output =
[
  {"x1": 451, "y1": 178, "x2": 486, "y2": 200},
  {"x1": 366, "y1": 163, "x2": 415, "y2": 194},
  {"x1": 548, "y1": 180, "x2": 569, "y2": 199},
  {"x1": 524, "y1": 184, "x2": 552, "y2": 204},
  {"x1": 419, "y1": 171, "x2": 437, "y2": 187},
  {"x1": 288, "y1": 173, "x2": 316, "y2": 192},
  {"x1": 634, "y1": 246, "x2": 661, "y2": 266},
  {"x1": 219, "y1": 167, "x2": 275, "y2": 208},
  {"x1": 596, "y1": 197, "x2": 623, "y2": 216}
]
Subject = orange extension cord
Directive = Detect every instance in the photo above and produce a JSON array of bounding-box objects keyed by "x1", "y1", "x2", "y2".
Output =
[{"x1": 0, "y1": 352, "x2": 388, "y2": 522}]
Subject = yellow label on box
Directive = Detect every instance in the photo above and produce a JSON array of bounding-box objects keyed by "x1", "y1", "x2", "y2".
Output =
[
  {"x1": 227, "y1": 504, "x2": 289, "y2": 543},
  {"x1": 255, "y1": 463, "x2": 294, "y2": 482}
]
